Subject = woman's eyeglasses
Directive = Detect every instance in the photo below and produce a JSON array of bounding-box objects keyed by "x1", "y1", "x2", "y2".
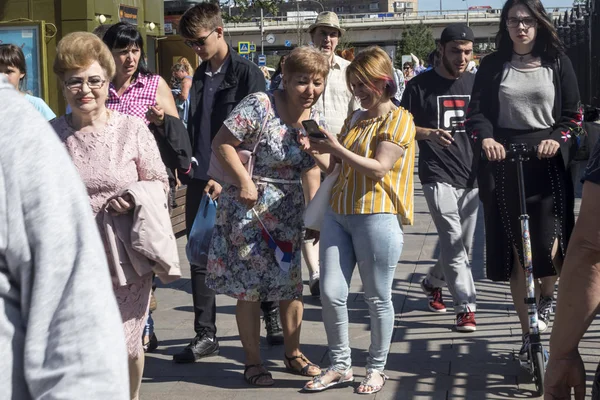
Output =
[
  {"x1": 64, "y1": 76, "x2": 106, "y2": 91},
  {"x1": 184, "y1": 29, "x2": 217, "y2": 49},
  {"x1": 507, "y1": 17, "x2": 537, "y2": 28}
]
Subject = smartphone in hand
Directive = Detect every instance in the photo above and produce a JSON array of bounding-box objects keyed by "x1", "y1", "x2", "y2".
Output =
[{"x1": 302, "y1": 120, "x2": 327, "y2": 139}]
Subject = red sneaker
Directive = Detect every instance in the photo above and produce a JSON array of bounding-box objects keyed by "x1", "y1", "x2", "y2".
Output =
[
  {"x1": 420, "y1": 279, "x2": 447, "y2": 313},
  {"x1": 456, "y1": 310, "x2": 477, "y2": 332}
]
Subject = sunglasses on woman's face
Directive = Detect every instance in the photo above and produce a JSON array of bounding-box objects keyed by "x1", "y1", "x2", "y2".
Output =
[{"x1": 184, "y1": 29, "x2": 217, "y2": 49}]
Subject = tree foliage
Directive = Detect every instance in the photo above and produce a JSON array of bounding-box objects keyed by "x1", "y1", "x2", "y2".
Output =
[
  {"x1": 221, "y1": 0, "x2": 283, "y2": 22},
  {"x1": 395, "y1": 23, "x2": 436, "y2": 68}
]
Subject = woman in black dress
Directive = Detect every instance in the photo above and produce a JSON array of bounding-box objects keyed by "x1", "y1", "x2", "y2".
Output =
[{"x1": 466, "y1": 0, "x2": 581, "y2": 361}]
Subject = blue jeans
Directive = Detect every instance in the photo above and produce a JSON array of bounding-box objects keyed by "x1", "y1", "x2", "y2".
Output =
[{"x1": 320, "y1": 207, "x2": 403, "y2": 372}]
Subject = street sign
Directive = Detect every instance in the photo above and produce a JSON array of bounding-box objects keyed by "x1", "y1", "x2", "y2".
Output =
[
  {"x1": 258, "y1": 55, "x2": 267, "y2": 66},
  {"x1": 238, "y1": 42, "x2": 250, "y2": 54},
  {"x1": 240, "y1": 54, "x2": 249, "y2": 59},
  {"x1": 285, "y1": 40, "x2": 292, "y2": 47},
  {"x1": 250, "y1": 44, "x2": 256, "y2": 52}
]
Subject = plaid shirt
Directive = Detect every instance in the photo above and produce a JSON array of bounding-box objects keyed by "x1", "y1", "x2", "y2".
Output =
[{"x1": 106, "y1": 73, "x2": 160, "y2": 125}]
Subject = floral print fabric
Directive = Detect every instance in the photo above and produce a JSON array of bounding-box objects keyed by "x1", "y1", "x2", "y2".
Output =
[{"x1": 205, "y1": 92, "x2": 322, "y2": 302}]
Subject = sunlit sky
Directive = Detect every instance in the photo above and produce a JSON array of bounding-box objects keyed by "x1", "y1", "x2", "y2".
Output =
[{"x1": 419, "y1": 0, "x2": 576, "y2": 11}]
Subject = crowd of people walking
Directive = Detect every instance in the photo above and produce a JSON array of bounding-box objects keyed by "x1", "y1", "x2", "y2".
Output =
[{"x1": 1, "y1": 0, "x2": 600, "y2": 399}]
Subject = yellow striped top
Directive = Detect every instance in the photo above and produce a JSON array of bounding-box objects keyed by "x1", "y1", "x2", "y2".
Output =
[{"x1": 329, "y1": 107, "x2": 416, "y2": 225}]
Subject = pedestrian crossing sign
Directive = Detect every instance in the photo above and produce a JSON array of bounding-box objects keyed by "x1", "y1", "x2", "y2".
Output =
[
  {"x1": 250, "y1": 44, "x2": 256, "y2": 52},
  {"x1": 238, "y1": 42, "x2": 250, "y2": 54}
]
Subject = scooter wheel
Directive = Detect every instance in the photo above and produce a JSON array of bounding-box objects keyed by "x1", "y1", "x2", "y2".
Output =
[{"x1": 531, "y1": 347, "x2": 545, "y2": 396}]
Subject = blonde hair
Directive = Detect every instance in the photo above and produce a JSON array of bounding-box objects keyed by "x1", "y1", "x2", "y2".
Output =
[
  {"x1": 177, "y1": 56, "x2": 193, "y2": 75},
  {"x1": 346, "y1": 46, "x2": 396, "y2": 99},
  {"x1": 53, "y1": 32, "x2": 116, "y2": 80},
  {"x1": 283, "y1": 46, "x2": 329, "y2": 80},
  {"x1": 259, "y1": 66, "x2": 270, "y2": 80}
]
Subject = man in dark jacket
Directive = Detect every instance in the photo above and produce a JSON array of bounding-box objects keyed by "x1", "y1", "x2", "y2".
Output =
[{"x1": 173, "y1": 3, "x2": 282, "y2": 363}]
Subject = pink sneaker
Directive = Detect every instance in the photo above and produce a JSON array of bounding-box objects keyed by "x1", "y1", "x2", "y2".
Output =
[
  {"x1": 456, "y1": 310, "x2": 476, "y2": 332},
  {"x1": 420, "y1": 279, "x2": 447, "y2": 313}
]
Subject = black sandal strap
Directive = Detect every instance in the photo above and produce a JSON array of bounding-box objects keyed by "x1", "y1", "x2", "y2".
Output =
[
  {"x1": 301, "y1": 362, "x2": 318, "y2": 375},
  {"x1": 247, "y1": 372, "x2": 272, "y2": 385},
  {"x1": 244, "y1": 363, "x2": 264, "y2": 374},
  {"x1": 284, "y1": 353, "x2": 305, "y2": 362},
  {"x1": 244, "y1": 364, "x2": 273, "y2": 386}
]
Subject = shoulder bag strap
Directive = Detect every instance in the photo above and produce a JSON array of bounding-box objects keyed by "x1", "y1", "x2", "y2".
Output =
[
  {"x1": 250, "y1": 95, "x2": 271, "y2": 156},
  {"x1": 349, "y1": 109, "x2": 362, "y2": 130}
]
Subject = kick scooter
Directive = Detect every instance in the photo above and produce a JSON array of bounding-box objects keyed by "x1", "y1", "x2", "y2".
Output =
[{"x1": 505, "y1": 143, "x2": 548, "y2": 396}]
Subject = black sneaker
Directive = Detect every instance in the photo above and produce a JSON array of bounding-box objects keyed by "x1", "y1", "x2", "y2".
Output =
[
  {"x1": 264, "y1": 307, "x2": 284, "y2": 346},
  {"x1": 538, "y1": 296, "x2": 554, "y2": 332},
  {"x1": 173, "y1": 329, "x2": 220, "y2": 363},
  {"x1": 143, "y1": 332, "x2": 159, "y2": 353}
]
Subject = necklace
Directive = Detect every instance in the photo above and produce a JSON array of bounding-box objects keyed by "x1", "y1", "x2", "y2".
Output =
[{"x1": 513, "y1": 50, "x2": 533, "y2": 62}]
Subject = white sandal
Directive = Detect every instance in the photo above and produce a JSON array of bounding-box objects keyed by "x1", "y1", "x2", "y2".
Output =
[
  {"x1": 302, "y1": 367, "x2": 354, "y2": 392},
  {"x1": 356, "y1": 370, "x2": 388, "y2": 395}
]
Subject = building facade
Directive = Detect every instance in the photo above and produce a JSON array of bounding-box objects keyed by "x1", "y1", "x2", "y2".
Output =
[{"x1": 1, "y1": 0, "x2": 165, "y2": 114}]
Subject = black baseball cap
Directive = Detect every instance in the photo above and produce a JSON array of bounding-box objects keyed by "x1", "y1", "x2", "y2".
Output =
[{"x1": 440, "y1": 24, "x2": 475, "y2": 44}]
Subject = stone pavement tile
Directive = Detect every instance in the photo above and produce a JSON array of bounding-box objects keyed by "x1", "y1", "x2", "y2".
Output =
[
  {"x1": 144, "y1": 174, "x2": 600, "y2": 399},
  {"x1": 374, "y1": 376, "x2": 449, "y2": 400}
]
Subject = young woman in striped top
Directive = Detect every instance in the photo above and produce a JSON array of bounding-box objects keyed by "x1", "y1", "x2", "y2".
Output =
[{"x1": 303, "y1": 46, "x2": 416, "y2": 394}]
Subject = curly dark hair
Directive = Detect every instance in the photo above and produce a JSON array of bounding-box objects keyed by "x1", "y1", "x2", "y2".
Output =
[{"x1": 495, "y1": 0, "x2": 563, "y2": 60}]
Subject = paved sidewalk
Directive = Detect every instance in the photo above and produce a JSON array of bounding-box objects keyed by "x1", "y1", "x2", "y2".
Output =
[{"x1": 142, "y1": 175, "x2": 599, "y2": 399}]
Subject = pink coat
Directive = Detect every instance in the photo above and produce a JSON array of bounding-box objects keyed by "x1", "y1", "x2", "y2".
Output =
[{"x1": 102, "y1": 180, "x2": 181, "y2": 286}]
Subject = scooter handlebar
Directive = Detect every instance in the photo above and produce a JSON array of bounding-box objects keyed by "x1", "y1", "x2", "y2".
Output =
[{"x1": 481, "y1": 144, "x2": 539, "y2": 161}]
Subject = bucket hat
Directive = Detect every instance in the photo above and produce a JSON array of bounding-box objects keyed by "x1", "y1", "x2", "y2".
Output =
[{"x1": 308, "y1": 12, "x2": 345, "y2": 35}]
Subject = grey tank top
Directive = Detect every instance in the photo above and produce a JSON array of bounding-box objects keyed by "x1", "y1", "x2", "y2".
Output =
[{"x1": 498, "y1": 63, "x2": 555, "y2": 130}]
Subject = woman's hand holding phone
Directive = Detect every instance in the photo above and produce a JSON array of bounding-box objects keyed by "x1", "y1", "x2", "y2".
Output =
[{"x1": 303, "y1": 120, "x2": 339, "y2": 155}]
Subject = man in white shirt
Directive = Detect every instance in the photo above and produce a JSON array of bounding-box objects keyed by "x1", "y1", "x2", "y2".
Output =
[
  {"x1": 305, "y1": 12, "x2": 358, "y2": 296},
  {"x1": 309, "y1": 12, "x2": 357, "y2": 136}
]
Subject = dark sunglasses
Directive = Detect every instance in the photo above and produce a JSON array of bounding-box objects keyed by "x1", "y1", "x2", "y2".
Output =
[
  {"x1": 184, "y1": 28, "x2": 217, "y2": 49},
  {"x1": 506, "y1": 17, "x2": 537, "y2": 29}
]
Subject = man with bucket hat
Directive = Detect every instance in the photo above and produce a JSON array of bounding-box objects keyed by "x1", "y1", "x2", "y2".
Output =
[
  {"x1": 303, "y1": 12, "x2": 358, "y2": 298},
  {"x1": 308, "y1": 12, "x2": 357, "y2": 136}
]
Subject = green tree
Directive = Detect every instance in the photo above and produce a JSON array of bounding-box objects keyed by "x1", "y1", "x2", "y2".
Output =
[
  {"x1": 221, "y1": 0, "x2": 283, "y2": 23},
  {"x1": 395, "y1": 23, "x2": 436, "y2": 68}
]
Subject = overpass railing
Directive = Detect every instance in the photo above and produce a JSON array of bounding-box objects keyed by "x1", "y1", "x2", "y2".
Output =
[{"x1": 224, "y1": 7, "x2": 571, "y2": 29}]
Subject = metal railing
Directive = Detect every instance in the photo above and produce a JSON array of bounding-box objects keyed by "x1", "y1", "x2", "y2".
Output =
[
  {"x1": 556, "y1": 1, "x2": 599, "y2": 107},
  {"x1": 224, "y1": 7, "x2": 571, "y2": 28}
]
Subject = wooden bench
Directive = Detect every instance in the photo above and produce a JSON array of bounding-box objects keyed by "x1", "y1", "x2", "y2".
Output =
[{"x1": 170, "y1": 186, "x2": 187, "y2": 237}]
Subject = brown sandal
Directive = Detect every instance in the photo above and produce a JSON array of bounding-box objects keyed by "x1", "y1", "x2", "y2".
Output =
[
  {"x1": 244, "y1": 364, "x2": 274, "y2": 387},
  {"x1": 283, "y1": 353, "x2": 321, "y2": 377}
]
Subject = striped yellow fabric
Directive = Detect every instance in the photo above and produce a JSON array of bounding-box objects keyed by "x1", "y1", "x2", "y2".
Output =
[{"x1": 330, "y1": 107, "x2": 416, "y2": 225}]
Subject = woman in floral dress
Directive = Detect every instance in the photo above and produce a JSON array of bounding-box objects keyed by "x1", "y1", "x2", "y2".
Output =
[{"x1": 206, "y1": 46, "x2": 329, "y2": 387}]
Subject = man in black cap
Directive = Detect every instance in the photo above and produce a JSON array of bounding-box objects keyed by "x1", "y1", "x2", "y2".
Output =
[{"x1": 400, "y1": 23, "x2": 479, "y2": 332}]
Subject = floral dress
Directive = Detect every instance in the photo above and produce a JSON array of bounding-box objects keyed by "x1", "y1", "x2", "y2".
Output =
[{"x1": 206, "y1": 92, "x2": 322, "y2": 302}]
